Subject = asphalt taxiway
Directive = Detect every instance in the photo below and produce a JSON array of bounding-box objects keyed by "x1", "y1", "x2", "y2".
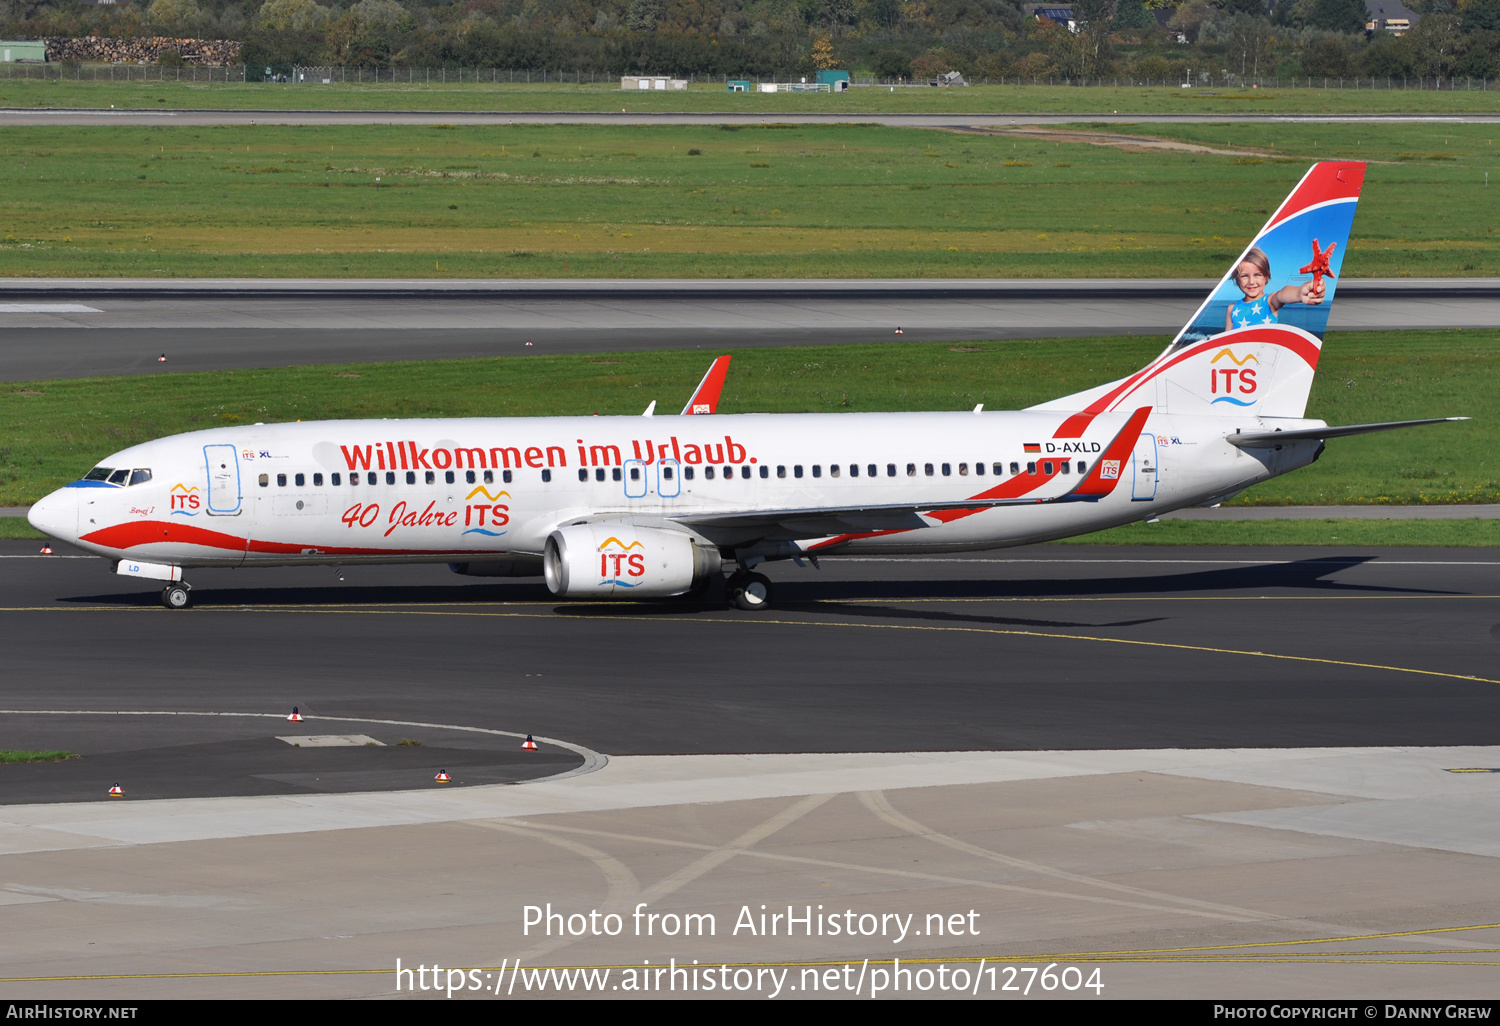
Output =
[
  {"x1": 2, "y1": 278, "x2": 1497, "y2": 380},
  {"x1": 2, "y1": 540, "x2": 1496, "y2": 804}
]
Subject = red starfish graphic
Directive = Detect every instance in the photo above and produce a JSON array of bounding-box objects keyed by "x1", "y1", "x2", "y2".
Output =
[{"x1": 1300, "y1": 238, "x2": 1337, "y2": 287}]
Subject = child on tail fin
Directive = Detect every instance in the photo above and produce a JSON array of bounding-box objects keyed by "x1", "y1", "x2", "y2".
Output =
[{"x1": 1225, "y1": 246, "x2": 1326, "y2": 333}]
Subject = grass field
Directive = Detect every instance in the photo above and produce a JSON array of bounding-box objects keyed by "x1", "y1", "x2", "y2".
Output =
[
  {"x1": 0, "y1": 749, "x2": 77, "y2": 763},
  {"x1": 2, "y1": 76, "x2": 1499, "y2": 114},
  {"x1": 2, "y1": 122, "x2": 1498, "y2": 278},
  {"x1": 0, "y1": 330, "x2": 1490, "y2": 509}
]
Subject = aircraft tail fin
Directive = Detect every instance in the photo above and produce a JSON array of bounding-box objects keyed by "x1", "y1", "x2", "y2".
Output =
[{"x1": 1031, "y1": 162, "x2": 1366, "y2": 429}]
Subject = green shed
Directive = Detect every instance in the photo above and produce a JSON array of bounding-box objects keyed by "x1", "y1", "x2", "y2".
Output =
[{"x1": 1, "y1": 41, "x2": 46, "y2": 63}]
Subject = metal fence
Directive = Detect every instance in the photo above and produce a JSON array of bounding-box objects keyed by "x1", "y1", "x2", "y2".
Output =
[{"x1": 0, "y1": 62, "x2": 1492, "y2": 91}]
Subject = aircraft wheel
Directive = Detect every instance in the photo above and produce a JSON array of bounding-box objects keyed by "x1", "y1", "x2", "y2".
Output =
[
  {"x1": 161, "y1": 584, "x2": 192, "y2": 610},
  {"x1": 728, "y1": 571, "x2": 772, "y2": 611}
]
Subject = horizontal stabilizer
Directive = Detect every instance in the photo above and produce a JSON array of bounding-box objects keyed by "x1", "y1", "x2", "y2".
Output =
[{"x1": 1228, "y1": 417, "x2": 1468, "y2": 448}]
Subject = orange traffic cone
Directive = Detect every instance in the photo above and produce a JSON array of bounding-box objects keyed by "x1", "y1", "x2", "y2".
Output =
[
  {"x1": 435, "y1": 770, "x2": 451, "y2": 783},
  {"x1": 287, "y1": 707, "x2": 303, "y2": 723},
  {"x1": 108, "y1": 784, "x2": 123, "y2": 797},
  {"x1": 40, "y1": 545, "x2": 53, "y2": 555},
  {"x1": 522, "y1": 735, "x2": 538, "y2": 751}
]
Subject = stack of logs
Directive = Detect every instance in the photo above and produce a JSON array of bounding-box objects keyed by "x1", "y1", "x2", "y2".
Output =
[{"x1": 44, "y1": 37, "x2": 243, "y2": 66}]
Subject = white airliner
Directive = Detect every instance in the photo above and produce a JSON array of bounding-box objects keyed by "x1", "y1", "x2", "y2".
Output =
[{"x1": 27, "y1": 163, "x2": 1462, "y2": 610}]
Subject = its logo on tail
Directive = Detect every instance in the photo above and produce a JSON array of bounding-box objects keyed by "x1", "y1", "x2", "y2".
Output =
[{"x1": 1209, "y1": 348, "x2": 1259, "y2": 406}]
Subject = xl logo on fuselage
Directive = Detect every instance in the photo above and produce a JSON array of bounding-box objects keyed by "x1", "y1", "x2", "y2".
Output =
[
  {"x1": 1209, "y1": 348, "x2": 1259, "y2": 406},
  {"x1": 598, "y1": 536, "x2": 645, "y2": 586}
]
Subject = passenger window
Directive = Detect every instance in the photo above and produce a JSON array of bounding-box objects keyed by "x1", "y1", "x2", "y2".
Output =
[
  {"x1": 367, "y1": 472, "x2": 377, "y2": 485},
  {"x1": 109, "y1": 469, "x2": 130, "y2": 485},
  {"x1": 777, "y1": 465, "x2": 786, "y2": 479},
  {"x1": 502, "y1": 470, "x2": 512, "y2": 484},
  {"x1": 758, "y1": 465, "x2": 768, "y2": 479},
  {"x1": 348, "y1": 473, "x2": 357, "y2": 486},
  {"x1": 578, "y1": 468, "x2": 588, "y2": 482},
  {"x1": 1043, "y1": 461, "x2": 1054, "y2": 475},
  {"x1": 612, "y1": 467, "x2": 622, "y2": 482},
  {"x1": 314, "y1": 473, "x2": 324, "y2": 486},
  {"x1": 129, "y1": 469, "x2": 152, "y2": 486},
  {"x1": 941, "y1": 463, "x2": 951, "y2": 476},
  {"x1": 907, "y1": 463, "x2": 916, "y2": 477},
  {"x1": 382, "y1": 471, "x2": 392, "y2": 485},
  {"x1": 541, "y1": 469, "x2": 552, "y2": 483},
  {"x1": 1077, "y1": 461, "x2": 1087, "y2": 474},
  {"x1": 466, "y1": 470, "x2": 476, "y2": 484},
  {"x1": 595, "y1": 467, "x2": 606, "y2": 482},
  {"x1": 277, "y1": 473, "x2": 288, "y2": 487},
  {"x1": 684, "y1": 466, "x2": 694, "y2": 480},
  {"x1": 258, "y1": 473, "x2": 268, "y2": 487},
  {"x1": 994, "y1": 463, "x2": 1005, "y2": 476},
  {"x1": 295, "y1": 473, "x2": 305, "y2": 487},
  {"x1": 1060, "y1": 461, "x2": 1071, "y2": 474},
  {"x1": 445, "y1": 471, "x2": 454, "y2": 484},
  {"x1": 425, "y1": 470, "x2": 435, "y2": 484},
  {"x1": 331, "y1": 473, "x2": 340, "y2": 486},
  {"x1": 483, "y1": 470, "x2": 494, "y2": 484},
  {"x1": 812, "y1": 465, "x2": 822, "y2": 478},
  {"x1": 706, "y1": 466, "x2": 716, "y2": 480},
  {"x1": 924, "y1": 463, "x2": 933, "y2": 476},
  {"x1": 741, "y1": 465, "x2": 750, "y2": 479},
  {"x1": 794, "y1": 465, "x2": 804, "y2": 479},
  {"x1": 958, "y1": 463, "x2": 968, "y2": 476},
  {"x1": 887, "y1": 464, "x2": 896, "y2": 477},
  {"x1": 630, "y1": 467, "x2": 641, "y2": 481},
  {"x1": 1010, "y1": 462, "x2": 1020, "y2": 475},
  {"x1": 869, "y1": 464, "x2": 878, "y2": 478},
  {"x1": 664, "y1": 466, "x2": 675, "y2": 480},
  {"x1": 1027, "y1": 462, "x2": 1037, "y2": 475},
  {"x1": 975, "y1": 462, "x2": 984, "y2": 476},
  {"x1": 849, "y1": 464, "x2": 858, "y2": 478},
  {"x1": 830, "y1": 465, "x2": 840, "y2": 478}
]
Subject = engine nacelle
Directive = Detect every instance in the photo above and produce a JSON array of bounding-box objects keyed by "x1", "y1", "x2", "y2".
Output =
[{"x1": 543, "y1": 523, "x2": 720, "y2": 599}]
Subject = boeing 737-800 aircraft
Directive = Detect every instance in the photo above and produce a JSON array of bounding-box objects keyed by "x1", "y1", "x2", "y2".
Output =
[{"x1": 27, "y1": 162, "x2": 1463, "y2": 610}]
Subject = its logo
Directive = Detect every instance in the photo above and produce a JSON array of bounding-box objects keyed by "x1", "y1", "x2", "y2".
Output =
[
  {"x1": 461, "y1": 486, "x2": 510, "y2": 536},
  {"x1": 169, "y1": 483, "x2": 200, "y2": 516},
  {"x1": 241, "y1": 450, "x2": 255, "y2": 460},
  {"x1": 1209, "y1": 348, "x2": 1259, "y2": 406},
  {"x1": 598, "y1": 536, "x2": 646, "y2": 586},
  {"x1": 691, "y1": 403, "x2": 711, "y2": 414},
  {"x1": 1100, "y1": 460, "x2": 1121, "y2": 480}
]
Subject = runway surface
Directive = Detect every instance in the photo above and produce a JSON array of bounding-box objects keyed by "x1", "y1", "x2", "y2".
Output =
[
  {"x1": 3, "y1": 540, "x2": 1496, "y2": 804},
  {"x1": 3, "y1": 278, "x2": 1496, "y2": 380},
  {"x1": 6, "y1": 108, "x2": 1500, "y2": 127}
]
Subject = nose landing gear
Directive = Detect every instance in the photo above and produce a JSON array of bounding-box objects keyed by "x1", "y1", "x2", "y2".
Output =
[{"x1": 161, "y1": 583, "x2": 192, "y2": 609}]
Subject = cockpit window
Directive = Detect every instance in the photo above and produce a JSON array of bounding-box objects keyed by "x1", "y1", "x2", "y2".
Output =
[
  {"x1": 107, "y1": 469, "x2": 130, "y2": 485},
  {"x1": 84, "y1": 467, "x2": 113, "y2": 482},
  {"x1": 129, "y1": 469, "x2": 152, "y2": 486}
]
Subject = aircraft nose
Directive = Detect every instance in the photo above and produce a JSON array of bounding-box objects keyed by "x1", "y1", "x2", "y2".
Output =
[{"x1": 27, "y1": 488, "x2": 76, "y2": 542}]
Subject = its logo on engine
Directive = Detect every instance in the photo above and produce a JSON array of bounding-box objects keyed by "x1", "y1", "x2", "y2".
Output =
[{"x1": 598, "y1": 536, "x2": 646, "y2": 587}]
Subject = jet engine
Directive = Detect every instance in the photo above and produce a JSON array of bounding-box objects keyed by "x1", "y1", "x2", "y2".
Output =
[{"x1": 543, "y1": 523, "x2": 721, "y2": 599}]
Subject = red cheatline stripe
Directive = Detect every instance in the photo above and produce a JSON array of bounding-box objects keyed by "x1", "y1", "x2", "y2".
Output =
[{"x1": 80, "y1": 521, "x2": 495, "y2": 557}]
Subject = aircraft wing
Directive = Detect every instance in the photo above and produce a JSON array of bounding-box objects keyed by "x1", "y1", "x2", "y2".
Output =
[
  {"x1": 672, "y1": 407, "x2": 1154, "y2": 544},
  {"x1": 681, "y1": 355, "x2": 732, "y2": 415},
  {"x1": 1228, "y1": 417, "x2": 1467, "y2": 448}
]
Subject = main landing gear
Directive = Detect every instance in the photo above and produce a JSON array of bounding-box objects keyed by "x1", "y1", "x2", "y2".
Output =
[
  {"x1": 161, "y1": 583, "x2": 192, "y2": 609},
  {"x1": 726, "y1": 570, "x2": 773, "y2": 611}
]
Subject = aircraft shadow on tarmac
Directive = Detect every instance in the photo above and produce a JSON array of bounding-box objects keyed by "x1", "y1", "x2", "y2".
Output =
[{"x1": 58, "y1": 555, "x2": 1454, "y2": 614}]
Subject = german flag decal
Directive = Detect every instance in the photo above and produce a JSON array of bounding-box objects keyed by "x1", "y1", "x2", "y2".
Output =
[{"x1": 1023, "y1": 442, "x2": 1041, "y2": 453}]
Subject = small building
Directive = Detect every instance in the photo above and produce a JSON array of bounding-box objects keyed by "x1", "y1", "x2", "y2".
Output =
[
  {"x1": 727, "y1": 79, "x2": 750, "y2": 92},
  {"x1": 621, "y1": 75, "x2": 688, "y2": 91},
  {"x1": 931, "y1": 70, "x2": 967, "y2": 87},
  {"x1": 1023, "y1": 4, "x2": 1078, "y2": 32},
  {"x1": 1, "y1": 40, "x2": 46, "y2": 63},
  {"x1": 1366, "y1": 0, "x2": 1418, "y2": 33},
  {"x1": 815, "y1": 69, "x2": 850, "y2": 92}
]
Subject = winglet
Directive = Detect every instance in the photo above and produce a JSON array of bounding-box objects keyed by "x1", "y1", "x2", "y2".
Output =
[
  {"x1": 681, "y1": 355, "x2": 731, "y2": 415},
  {"x1": 1066, "y1": 407, "x2": 1153, "y2": 500}
]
